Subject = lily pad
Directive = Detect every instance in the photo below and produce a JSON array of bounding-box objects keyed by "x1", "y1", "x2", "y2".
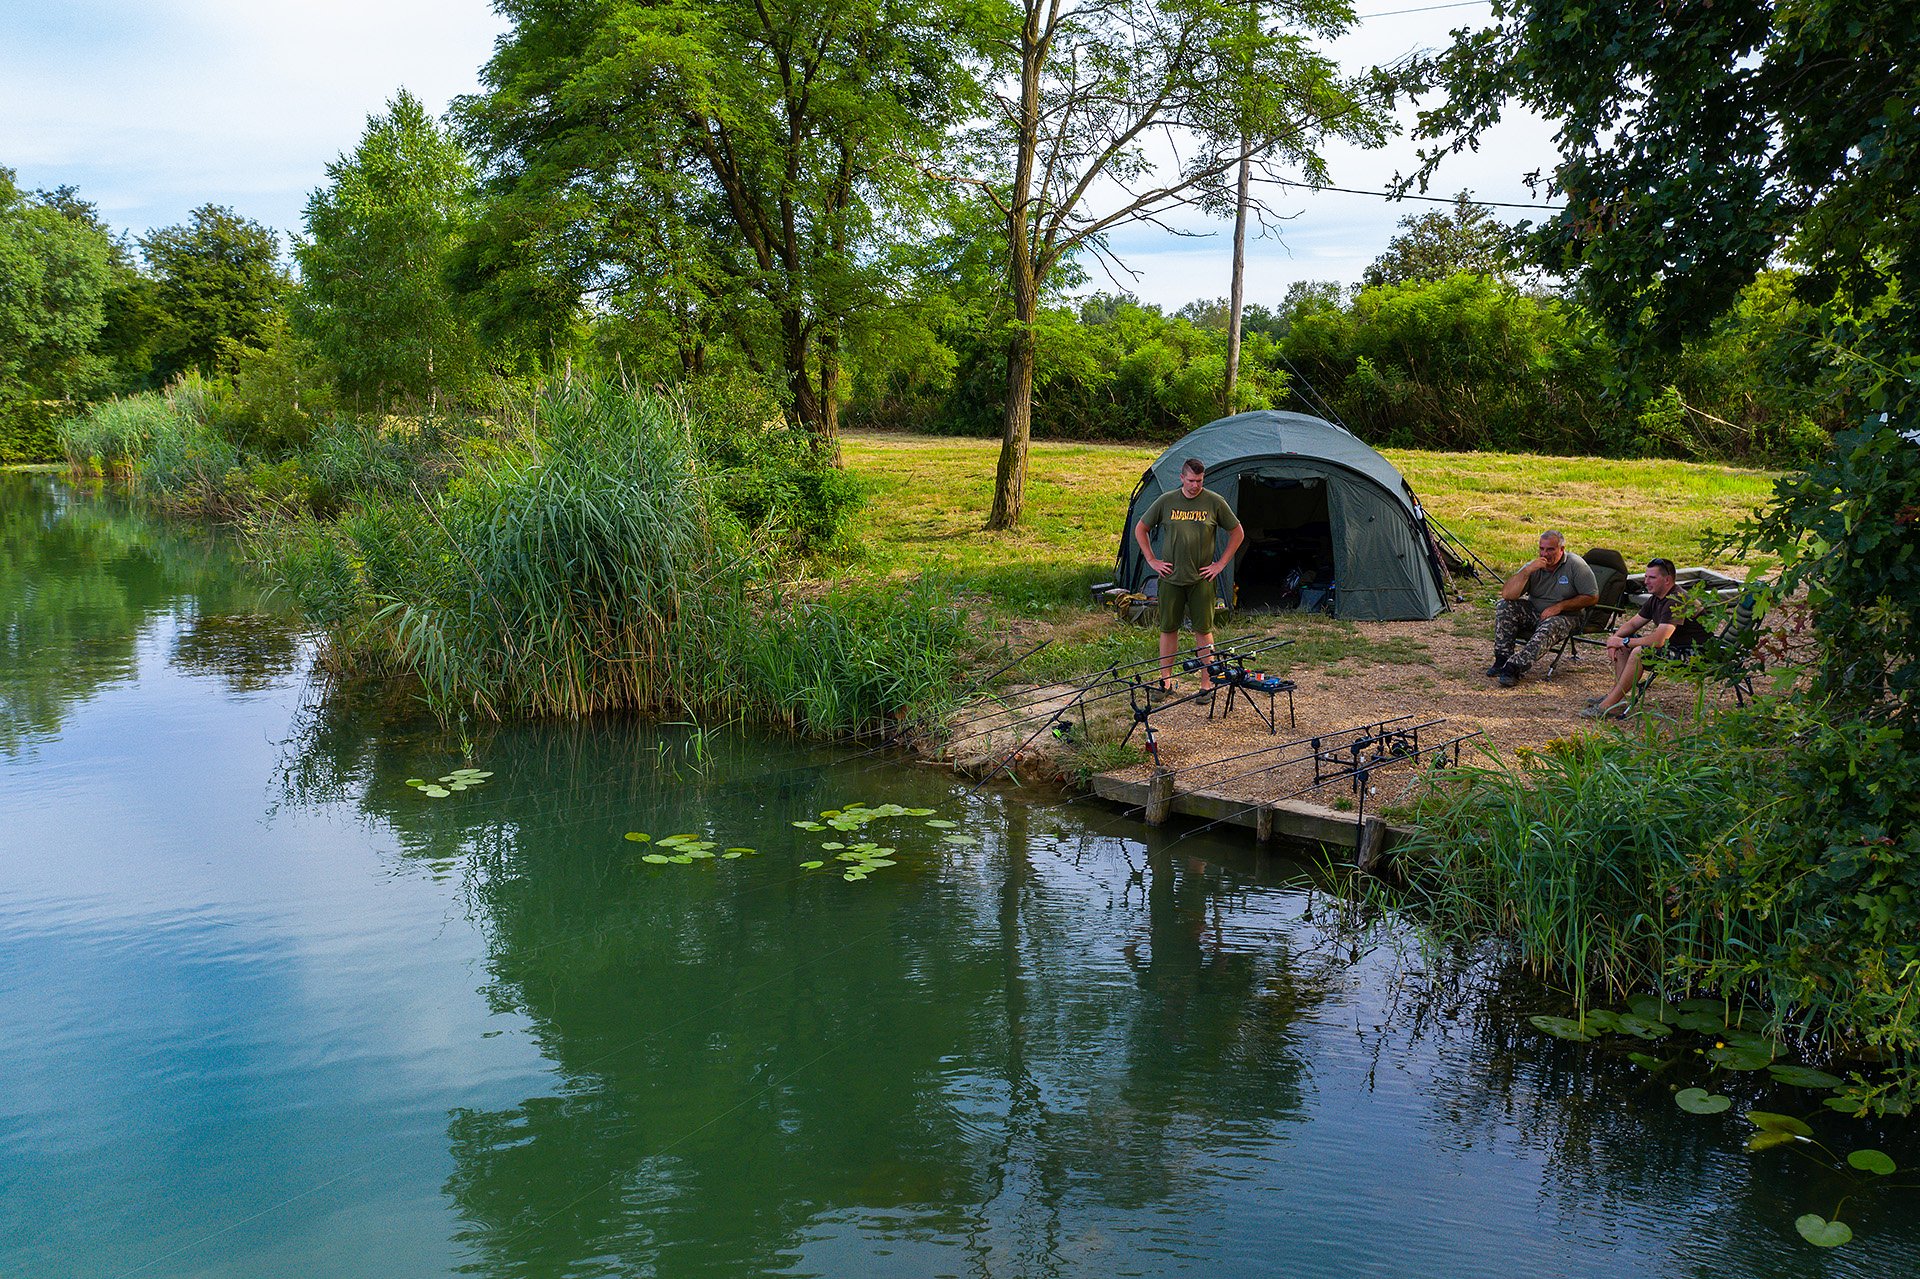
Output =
[
  {"x1": 624, "y1": 832, "x2": 651, "y2": 843},
  {"x1": 800, "y1": 860, "x2": 824, "y2": 870},
  {"x1": 1627, "y1": 1052, "x2": 1670, "y2": 1071},
  {"x1": 1795, "y1": 1214, "x2": 1853, "y2": 1248},
  {"x1": 1709, "y1": 1045, "x2": 1775, "y2": 1071},
  {"x1": 942, "y1": 834, "x2": 978, "y2": 846},
  {"x1": 1627, "y1": 994, "x2": 1676, "y2": 1019},
  {"x1": 924, "y1": 819, "x2": 958, "y2": 829},
  {"x1": 1676, "y1": 1088, "x2": 1732, "y2": 1115},
  {"x1": 405, "y1": 778, "x2": 425, "y2": 786},
  {"x1": 641, "y1": 853, "x2": 670, "y2": 864},
  {"x1": 1529, "y1": 1015, "x2": 1595, "y2": 1043},
  {"x1": 792, "y1": 821, "x2": 826, "y2": 831},
  {"x1": 1584, "y1": 1009, "x2": 1624, "y2": 1033},
  {"x1": 1768, "y1": 1064, "x2": 1844, "y2": 1089},
  {"x1": 1847, "y1": 1149, "x2": 1896, "y2": 1176},
  {"x1": 1613, "y1": 1013, "x2": 1672, "y2": 1040},
  {"x1": 1674, "y1": 1010, "x2": 1729, "y2": 1034},
  {"x1": 421, "y1": 786, "x2": 451, "y2": 798},
  {"x1": 905, "y1": 808, "x2": 935, "y2": 817},
  {"x1": 1748, "y1": 1131, "x2": 1798, "y2": 1151},
  {"x1": 725, "y1": 847, "x2": 755, "y2": 856},
  {"x1": 843, "y1": 871, "x2": 866, "y2": 882},
  {"x1": 668, "y1": 854, "x2": 693, "y2": 864},
  {"x1": 722, "y1": 851, "x2": 743, "y2": 859},
  {"x1": 822, "y1": 842, "x2": 845, "y2": 850},
  {"x1": 1745, "y1": 1111, "x2": 1813, "y2": 1137}
]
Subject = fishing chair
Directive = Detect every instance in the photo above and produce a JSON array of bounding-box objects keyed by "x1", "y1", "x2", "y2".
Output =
[
  {"x1": 1542, "y1": 547, "x2": 1632, "y2": 678},
  {"x1": 1630, "y1": 581, "x2": 1766, "y2": 711}
]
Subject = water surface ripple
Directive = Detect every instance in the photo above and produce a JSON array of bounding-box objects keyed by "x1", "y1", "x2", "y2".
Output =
[{"x1": 2, "y1": 473, "x2": 1915, "y2": 1278}]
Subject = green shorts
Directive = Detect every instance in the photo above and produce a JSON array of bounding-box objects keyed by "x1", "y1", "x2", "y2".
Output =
[{"x1": 1157, "y1": 579, "x2": 1216, "y2": 634}]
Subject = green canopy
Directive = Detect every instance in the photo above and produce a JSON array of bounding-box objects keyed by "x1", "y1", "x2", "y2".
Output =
[{"x1": 1116, "y1": 411, "x2": 1448, "y2": 621}]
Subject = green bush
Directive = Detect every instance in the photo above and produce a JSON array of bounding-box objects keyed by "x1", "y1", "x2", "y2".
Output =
[
  {"x1": 1, "y1": 398, "x2": 68, "y2": 464},
  {"x1": 1393, "y1": 697, "x2": 1919, "y2": 1063},
  {"x1": 56, "y1": 393, "x2": 170, "y2": 472},
  {"x1": 679, "y1": 370, "x2": 867, "y2": 554}
]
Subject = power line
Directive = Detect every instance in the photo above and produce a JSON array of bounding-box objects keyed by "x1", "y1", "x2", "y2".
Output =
[
  {"x1": 1354, "y1": 0, "x2": 1490, "y2": 19},
  {"x1": 1259, "y1": 175, "x2": 1566, "y2": 211}
]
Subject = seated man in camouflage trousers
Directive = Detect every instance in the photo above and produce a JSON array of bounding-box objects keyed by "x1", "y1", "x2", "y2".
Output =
[{"x1": 1488, "y1": 530, "x2": 1597, "y2": 687}]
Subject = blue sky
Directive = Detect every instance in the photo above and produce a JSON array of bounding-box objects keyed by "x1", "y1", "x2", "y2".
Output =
[{"x1": 0, "y1": 0, "x2": 1558, "y2": 310}]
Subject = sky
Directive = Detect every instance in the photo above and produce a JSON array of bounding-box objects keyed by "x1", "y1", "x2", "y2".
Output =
[{"x1": 0, "y1": 0, "x2": 1562, "y2": 311}]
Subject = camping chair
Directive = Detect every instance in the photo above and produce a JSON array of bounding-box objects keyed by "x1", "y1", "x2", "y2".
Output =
[
  {"x1": 1543, "y1": 547, "x2": 1631, "y2": 678},
  {"x1": 1632, "y1": 580, "x2": 1766, "y2": 709}
]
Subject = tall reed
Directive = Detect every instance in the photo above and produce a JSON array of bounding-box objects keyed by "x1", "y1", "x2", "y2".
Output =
[{"x1": 274, "y1": 382, "x2": 964, "y2": 736}]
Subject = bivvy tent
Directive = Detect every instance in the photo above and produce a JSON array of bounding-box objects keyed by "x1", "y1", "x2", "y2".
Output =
[{"x1": 1114, "y1": 410, "x2": 1450, "y2": 622}]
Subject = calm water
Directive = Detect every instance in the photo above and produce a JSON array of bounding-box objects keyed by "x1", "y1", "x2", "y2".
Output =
[{"x1": 2, "y1": 471, "x2": 1916, "y2": 1279}]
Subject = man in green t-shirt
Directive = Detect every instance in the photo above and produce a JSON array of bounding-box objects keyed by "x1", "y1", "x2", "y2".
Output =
[{"x1": 1134, "y1": 458, "x2": 1245, "y2": 691}]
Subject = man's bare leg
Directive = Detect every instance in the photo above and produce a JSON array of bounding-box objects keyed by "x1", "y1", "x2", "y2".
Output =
[
  {"x1": 1158, "y1": 630, "x2": 1178, "y2": 690},
  {"x1": 1596, "y1": 648, "x2": 1647, "y2": 712},
  {"x1": 1194, "y1": 632, "x2": 1216, "y2": 689}
]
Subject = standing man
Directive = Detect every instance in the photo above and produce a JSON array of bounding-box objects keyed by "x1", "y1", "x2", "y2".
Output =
[
  {"x1": 1489, "y1": 530, "x2": 1598, "y2": 687},
  {"x1": 1135, "y1": 459, "x2": 1245, "y2": 691},
  {"x1": 1581, "y1": 557, "x2": 1712, "y2": 718}
]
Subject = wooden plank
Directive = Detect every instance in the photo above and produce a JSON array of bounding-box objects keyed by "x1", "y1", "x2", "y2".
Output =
[{"x1": 1088, "y1": 772, "x2": 1416, "y2": 862}]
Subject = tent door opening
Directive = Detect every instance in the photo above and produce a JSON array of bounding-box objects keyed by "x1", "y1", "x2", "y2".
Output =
[{"x1": 1234, "y1": 474, "x2": 1335, "y2": 612}]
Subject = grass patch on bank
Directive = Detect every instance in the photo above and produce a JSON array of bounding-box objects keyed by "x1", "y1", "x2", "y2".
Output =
[{"x1": 838, "y1": 432, "x2": 1781, "y2": 602}]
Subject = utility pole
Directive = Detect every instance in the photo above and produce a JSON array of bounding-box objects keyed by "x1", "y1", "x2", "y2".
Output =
[{"x1": 1223, "y1": 140, "x2": 1250, "y2": 416}]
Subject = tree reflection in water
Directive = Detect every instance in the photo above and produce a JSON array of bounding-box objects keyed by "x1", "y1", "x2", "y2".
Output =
[
  {"x1": 0, "y1": 472, "x2": 299, "y2": 755},
  {"x1": 266, "y1": 709, "x2": 1345, "y2": 1277}
]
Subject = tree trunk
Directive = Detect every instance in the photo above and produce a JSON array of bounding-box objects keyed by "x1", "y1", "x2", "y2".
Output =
[
  {"x1": 817, "y1": 329, "x2": 843, "y2": 466},
  {"x1": 989, "y1": 319, "x2": 1036, "y2": 530},
  {"x1": 782, "y1": 309, "x2": 822, "y2": 437},
  {"x1": 1224, "y1": 144, "x2": 1250, "y2": 415},
  {"x1": 989, "y1": 9, "x2": 1046, "y2": 532}
]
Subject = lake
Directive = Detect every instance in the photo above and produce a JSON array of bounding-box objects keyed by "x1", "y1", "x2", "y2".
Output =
[{"x1": 2, "y1": 471, "x2": 1913, "y2": 1278}]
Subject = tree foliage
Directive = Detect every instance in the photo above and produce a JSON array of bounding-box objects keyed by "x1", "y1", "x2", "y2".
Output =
[
  {"x1": 297, "y1": 90, "x2": 485, "y2": 412},
  {"x1": 455, "y1": 0, "x2": 985, "y2": 442},
  {"x1": 138, "y1": 204, "x2": 291, "y2": 382},
  {"x1": 0, "y1": 168, "x2": 114, "y2": 404},
  {"x1": 1361, "y1": 192, "x2": 1514, "y2": 289},
  {"x1": 1408, "y1": 1, "x2": 1916, "y2": 365},
  {"x1": 975, "y1": 0, "x2": 1389, "y2": 526}
]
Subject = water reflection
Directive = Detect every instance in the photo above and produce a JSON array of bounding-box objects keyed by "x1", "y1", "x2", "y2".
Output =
[
  {"x1": 0, "y1": 472, "x2": 300, "y2": 754},
  {"x1": 337, "y1": 729, "x2": 1334, "y2": 1277}
]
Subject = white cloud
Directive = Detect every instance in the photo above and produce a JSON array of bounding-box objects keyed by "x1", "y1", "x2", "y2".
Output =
[{"x1": 0, "y1": 0, "x2": 1558, "y2": 298}]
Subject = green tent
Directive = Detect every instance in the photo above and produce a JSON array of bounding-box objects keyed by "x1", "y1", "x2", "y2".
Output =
[{"x1": 1115, "y1": 410, "x2": 1449, "y2": 621}]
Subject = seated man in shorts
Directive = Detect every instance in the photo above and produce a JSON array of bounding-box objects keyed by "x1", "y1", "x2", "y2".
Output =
[
  {"x1": 1134, "y1": 458, "x2": 1245, "y2": 692},
  {"x1": 1581, "y1": 557, "x2": 1712, "y2": 718}
]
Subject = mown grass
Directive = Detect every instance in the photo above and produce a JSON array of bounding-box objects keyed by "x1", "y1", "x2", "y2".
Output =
[{"x1": 838, "y1": 432, "x2": 1781, "y2": 603}]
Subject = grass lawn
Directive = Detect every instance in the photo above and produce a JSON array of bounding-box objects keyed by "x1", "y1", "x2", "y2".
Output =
[{"x1": 836, "y1": 431, "x2": 1781, "y2": 606}]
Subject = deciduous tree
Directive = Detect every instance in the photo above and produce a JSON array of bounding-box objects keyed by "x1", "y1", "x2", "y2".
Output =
[
  {"x1": 455, "y1": 0, "x2": 984, "y2": 449},
  {"x1": 139, "y1": 205, "x2": 290, "y2": 382},
  {"x1": 971, "y1": 0, "x2": 1388, "y2": 527},
  {"x1": 297, "y1": 90, "x2": 485, "y2": 411}
]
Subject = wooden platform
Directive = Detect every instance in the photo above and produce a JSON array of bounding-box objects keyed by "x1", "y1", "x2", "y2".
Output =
[{"x1": 1088, "y1": 771, "x2": 1416, "y2": 872}]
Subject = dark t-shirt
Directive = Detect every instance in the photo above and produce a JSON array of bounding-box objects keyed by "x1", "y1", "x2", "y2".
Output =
[
  {"x1": 1141, "y1": 488, "x2": 1240, "y2": 586},
  {"x1": 1638, "y1": 587, "x2": 1711, "y2": 650}
]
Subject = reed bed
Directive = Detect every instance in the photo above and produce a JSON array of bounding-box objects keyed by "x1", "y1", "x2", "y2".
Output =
[
  {"x1": 1388, "y1": 702, "x2": 1918, "y2": 1065},
  {"x1": 266, "y1": 382, "x2": 964, "y2": 737}
]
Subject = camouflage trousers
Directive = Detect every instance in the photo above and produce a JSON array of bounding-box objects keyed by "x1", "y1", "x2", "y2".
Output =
[{"x1": 1493, "y1": 598, "x2": 1577, "y2": 672}]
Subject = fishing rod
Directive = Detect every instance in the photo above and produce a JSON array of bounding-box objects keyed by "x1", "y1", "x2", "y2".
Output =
[
  {"x1": 963, "y1": 632, "x2": 1298, "y2": 789},
  {"x1": 1160, "y1": 714, "x2": 1421, "y2": 781},
  {"x1": 1150, "y1": 728, "x2": 1483, "y2": 859},
  {"x1": 942, "y1": 634, "x2": 1291, "y2": 747},
  {"x1": 1424, "y1": 512, "x2": 1498, "y2": 580},
  {"x1": 1167, "y1": 716, "x2": 1447, "y2": 798}
]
